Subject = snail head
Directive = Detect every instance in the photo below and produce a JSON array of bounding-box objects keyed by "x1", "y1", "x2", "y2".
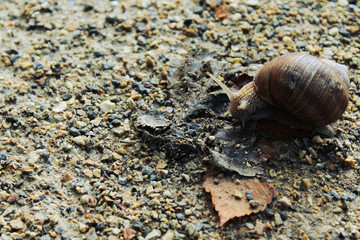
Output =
[{"x1": 206, "y1": 72, "x2": 267, "y2": 127}]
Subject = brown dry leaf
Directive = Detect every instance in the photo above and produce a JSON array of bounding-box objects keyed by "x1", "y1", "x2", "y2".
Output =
[{"x1": 203, "y1": 174, "x2": 275, "y2": 226}]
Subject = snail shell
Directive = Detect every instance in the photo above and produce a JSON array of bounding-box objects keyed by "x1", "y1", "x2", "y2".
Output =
[
  {"x1": 254, "y1": 52, "x2": 349, "y2": 126},
  {"x1": 207, "y1": 52, "x2": 350, "y2": 127}
]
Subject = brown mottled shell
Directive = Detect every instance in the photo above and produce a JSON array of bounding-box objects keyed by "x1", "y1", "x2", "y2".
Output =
[{"x1": 254, "y1": 52, "x2": 349, "y2": 126}]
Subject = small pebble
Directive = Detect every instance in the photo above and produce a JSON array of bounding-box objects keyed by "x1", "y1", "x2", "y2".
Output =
[
  {"x1": 146, "y1": 56, "x2": 155, "y2": 68},
  {"x1": 265, "y1": 208, "x2": 274, "y2": 217},
  {"x1": 278, "y1": 197, "x2": 292, "y2": 207},
  {"x1": 145, "y1": 229, "x2": 161, "y2": 240},
  {"x1": 9, "y1": 218, "x2": 24, "y2": 230},
  {"x1": 249, "y1": 200, "x2": 261, "y2": 208},
  {"x1": 245, "y1": 222, "x2": 255, "y2": 230},
  {"x1": 185, "y1": 223, "x2": 196, "y2": 235},
  {"x1": 343, "y1": 52, "x2": 353, "y2": 60},
  {"x1": 80, "y1": 195, "x2": 97, "y2": 207},
  {"x1": 269, "y1": 169, "x2": 277, "y2": 177},
  {"x1": 69, "y1": 128, "x2": 81, "y2": 137},
  {"x1": 333, "y1": 207, "x2": 343, "y2": 213},
  {"x1": 146, "y1": 186, "x2": 154, "y2": 196},
  {"x1": 21, "y1": 61, "x2": 32, "y2": 69},
  {"x1": 21, "y1": 166, "x2": 34, "y2": 174},
  {"x1": 184, "y1": 209, "x2": 192, "y2": 215},
  {"x1": 302, "y1": 179, "x2": 311, "y2": 188},
  {"x1": 274, "y1": 212, "x2": 283, "y2": 225},
  {"x1": 0, "y1": 216, "x2": 7, "y2": 226},
  {"x1": 329, "y1": 27, "x2": 339, "y2": 36},
  {"x1": 143, "y1": 166, "x2": 154, "y2": 175},
  {"x1": 53, "y1": 102, "x2": 67, "y2": 112},
  {"x1": 162, "y1": 190, "x2": 171, "y2": 198},
  {"x1": 162, "y1": 230, "x2": 175, "y2": 240},
  {"x1": 330, "y1": 191, "x2": 340, "y2": 200},
  {"x1": 246, "y1": 190, "x2": 253, "y2": 200},
  {"x1": 100, "y1": 100, "x2": 116, "y2": 112},
  {"x1": 339, "y1": 27, "x2": 351, "y2": 37},
  {"x1": 33, "y1": 61, "x2": 43, "y2": 70},
  {"x1": 0, "y1": 153, "x2": 7, "y2": 160},
  {"x1": 338, "y1": 0, "x2": 348, "y2": 6},
  {"x1": 233, "y1": 190, "x2": 243, "y2": 199},
  {"x1": 72, "y1": 136, "x2": 87, "y2": 146},
  {"x1": 86, "y1": 228, "x2": 97, "y2": 240}
]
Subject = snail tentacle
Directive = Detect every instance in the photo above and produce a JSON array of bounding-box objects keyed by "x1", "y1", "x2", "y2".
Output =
[
  {"x1": 206, "y1": 72, "x2": 236, "y2": 101},
  {"x1": 208, "y1": 71, "x2": 268, "y2": 125}
]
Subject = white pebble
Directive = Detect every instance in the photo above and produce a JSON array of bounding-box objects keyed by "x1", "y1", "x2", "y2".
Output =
[
  {"x1": 274, "y1": 212, "x2": 283, "y2": 225},
  {"x1": 162, "y1": 230, "x2": 175, "y2": 240},
  {"x1": 245, "y1": 222, "x2": 255, "y2": 229},
  {"x1": 99, "y1": 100, "x2": 115, "y2": 112},
  {"x1": 72, "y1": 136, "x2": 87, "y2": 146},
  {"x1": 278, "y1": 197, "x2": 292, "y2": 207},
  {"x1": 127, "y1": 97, "x2": 136, "y2": 109},
  {"x1": 28, "y1": 150, "x2": 42, "y2": 165},
  {"x1": 145, "y1": 229, "x2": 161, "y2": 240},
  {"x1": 208, "y1": 135, "x2": 216, "y2": 141},
  {"x1": 338, "y1": 0, "x2": 348, "y2": 6},
  {"x1": 321, "y1": 48, "x2": 334, "y2": 58},
  {"x1": 76, "y1": 121, "x2": 87, "y2": 128},
  {"x1": 53, "y1": 101, "x2": 67, "y2": 112},
  {"x1": 0, "y1": 216, "x2": 7, "y2": 226},
  {"x1": 162, "y1": 190, "x2": 172, "y2": 198},
  {"x1": 329, "y1": 27, "x2": 339, "y2": 36},
  {"x1": 244, "y1": 0, "x2": 260, "y2": 6}
]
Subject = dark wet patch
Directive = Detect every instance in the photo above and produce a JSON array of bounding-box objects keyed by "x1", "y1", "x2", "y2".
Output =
[{"x1": 136, "y1": 51, "x2": 268, "y2": 175}]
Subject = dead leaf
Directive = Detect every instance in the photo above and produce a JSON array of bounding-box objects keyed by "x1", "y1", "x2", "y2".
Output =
[
  {"x1": 136, "y1": 113, "x2": 171, "y2": 133},
  {"x1": 209, "y1": 149, "x2": 263, "y2": 177},
  {"x1": 203, "y1": 173, "x2": 275, "y2": 226},
  {"x1": 209, "y1": 124, "x2": 266, "y2": 176}
]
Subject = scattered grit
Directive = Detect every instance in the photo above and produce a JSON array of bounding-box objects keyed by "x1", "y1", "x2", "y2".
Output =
[{"x1": 0, "y1": 0, "x2": 360, "y2": 239}]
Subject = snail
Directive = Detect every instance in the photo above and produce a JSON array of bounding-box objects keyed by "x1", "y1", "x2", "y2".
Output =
[{"x1": 206, "y1": 52, "x2": 350, "y2": 135}]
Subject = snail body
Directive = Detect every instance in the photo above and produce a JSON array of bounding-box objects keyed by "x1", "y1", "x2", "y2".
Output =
[{"x1": 207, "y1": 52, "x2": 350, "y2": 129}]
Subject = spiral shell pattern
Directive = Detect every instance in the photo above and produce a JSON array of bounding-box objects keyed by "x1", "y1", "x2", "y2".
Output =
[{"x1": 254, "y1": 52, "x2": 349, "y2": 126}]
